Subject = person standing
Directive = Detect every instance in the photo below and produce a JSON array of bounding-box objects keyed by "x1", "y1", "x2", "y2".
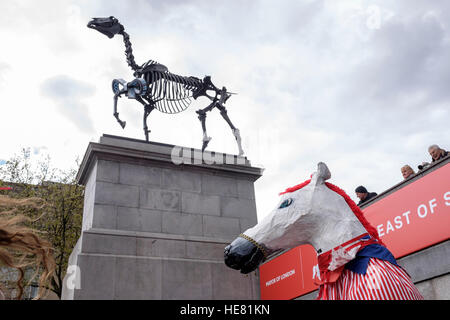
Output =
[
  {"x1": 428, "y1": 144, "x2": 449, "y2": 163},
  {"x1": 401, "y1": 165, "x2": 415, "y2": 180},
  {"x1": 354, "y1": 186, "x2": 378, "y2": 206}
]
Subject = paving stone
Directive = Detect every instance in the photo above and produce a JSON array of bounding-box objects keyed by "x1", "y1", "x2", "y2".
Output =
[
  {"x1": 140, "y1": 187, "x2": 181, "y2": 212},
  {"x1": 162, "y1": 212, "x2": 203, "y2": 236},
  {"x1": 96, "y1": 160, "x2": 119, "y2": 183},
  {"x1": 202, "y1": 173, "x2": 238, "y2": 197},
  {"x1": 203, "y1": 215, "x2": 241, "y2": 238},
  {"x1": 221, "y1": 196, "x2": 257, "y2": 219},
  {"x1": 95, "y1": 181, "x2": 139, "y2": 207},
  {"x1": 181, "y1": 192, "x2": 220, "y2": 216},
  {"x1": 162, "y1": 169, "x2": 201, "y2": 193},
  {"x1": 119, "y1": 162, "x2": 161, "y2": 187},
  {"x1": 117, "y1": 206, "x2": 162, "y2": 233}
]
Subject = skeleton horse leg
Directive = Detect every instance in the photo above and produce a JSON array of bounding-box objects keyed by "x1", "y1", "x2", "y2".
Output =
[
  {"x1": 196, "y1": 101, "x2": 216, "y2": 152},
  {"x1": 136, "y1": 96, "x2": 155, "y2": 142},
  {"x1": 216, "y1": 87, "x2": 244, "y2": 156},
  {"x1": 113, "y1": 92, "x2": 127, "y2": 129}
]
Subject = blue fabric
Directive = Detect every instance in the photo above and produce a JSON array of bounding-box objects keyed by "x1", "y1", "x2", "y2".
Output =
[{"x1": 345, "y1": 244, "x2": 398, "y2": 275}]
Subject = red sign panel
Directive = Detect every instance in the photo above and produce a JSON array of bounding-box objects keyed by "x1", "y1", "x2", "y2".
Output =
[
  {"x1": 362, "y1": 163, "x2": 450, "y2": 258},
  {"x1": 259, "y1": 244, "x2": 318, "y2": 300},
  {"x1": 259, "y1": 163, "x2": 450, "y2": 299}
]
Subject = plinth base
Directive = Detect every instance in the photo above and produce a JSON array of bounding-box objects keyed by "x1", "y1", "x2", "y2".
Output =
[{"x1": 62, "y1": 135, "x2": 262, "y2": 300}]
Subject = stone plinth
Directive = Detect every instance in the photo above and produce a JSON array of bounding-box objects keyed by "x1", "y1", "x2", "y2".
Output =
[{"x1": 61, "y1": 134, "x2": 263, "y2": 300}]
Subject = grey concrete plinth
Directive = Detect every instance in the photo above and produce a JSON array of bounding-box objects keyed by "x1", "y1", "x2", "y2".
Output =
[{"x1": 61, "y1": 134, "x2": 263, "y2": 300}]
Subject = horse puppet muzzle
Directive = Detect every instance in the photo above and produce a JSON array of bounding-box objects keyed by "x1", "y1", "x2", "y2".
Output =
[{"x1": 224, "y1": 234, "x2": 268, "y2": 274}]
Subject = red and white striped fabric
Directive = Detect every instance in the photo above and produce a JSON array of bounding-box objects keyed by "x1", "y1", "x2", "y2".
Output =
[
  {"x1": 316, "y1": 258, "x2": 424, "y2": 300},
  {"x1": 315, "y1": 233, "x2": 377, "y2": 284}
]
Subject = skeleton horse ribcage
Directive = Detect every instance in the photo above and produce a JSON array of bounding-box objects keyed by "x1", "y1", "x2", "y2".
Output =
[{"x1": 112, "y1": 62, "x2": 244, "y2": 155}]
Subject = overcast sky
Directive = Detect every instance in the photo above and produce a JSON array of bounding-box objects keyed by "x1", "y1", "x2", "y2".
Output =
[{"x1": 0, "y1": 0, "x2": 449, "y2": 221}]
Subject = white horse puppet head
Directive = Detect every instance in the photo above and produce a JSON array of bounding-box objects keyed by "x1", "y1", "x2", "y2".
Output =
[{"x1": 224, "y1": 162, "x2": 381, "y2": 274}]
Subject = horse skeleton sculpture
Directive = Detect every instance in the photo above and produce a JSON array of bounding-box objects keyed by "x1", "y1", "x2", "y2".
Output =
[
  {"x1": 224, "y1": 163, "x2": 423, "y2": 300},
  {"x1": 87, "y1": 16, "x2": 244, "y2": 155}
]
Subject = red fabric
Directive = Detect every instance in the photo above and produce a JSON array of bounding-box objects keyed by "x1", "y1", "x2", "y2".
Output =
[
  {"x1": 315, "y1": 233, "x2": 378, "y2": 285},
  {"x1": 315, "y1": 255, "x2": 344, "y2": 285},
  {"x1": 0, "y1": 187, "x2": 12, "y2": 190},
  {"x1": 316, "y1": 258, "x2": 424, "y2": 300},
  {"x1": 279, "y1": 179, "x2": 311, "y2": 195}
]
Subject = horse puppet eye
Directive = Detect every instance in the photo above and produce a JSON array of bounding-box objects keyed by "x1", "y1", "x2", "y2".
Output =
[{"x1": 279, "y1": 198, "x2": 293, "y2": 209}]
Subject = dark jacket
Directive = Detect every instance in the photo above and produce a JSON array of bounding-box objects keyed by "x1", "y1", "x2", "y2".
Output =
[{"x1": 358, "y1": 192, "x2": 378, "y2": 206}]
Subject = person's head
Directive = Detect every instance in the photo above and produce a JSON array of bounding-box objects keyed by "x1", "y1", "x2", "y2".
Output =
[
  {"x1": 428, "y1": 144, "x2": 442, "y2": 161},
  {"x1": 355, "y1": 186, "x2": 368, "y2": 200},
  {"x1": 401, "y1": 165, "x2": 415, "y2": 179}
]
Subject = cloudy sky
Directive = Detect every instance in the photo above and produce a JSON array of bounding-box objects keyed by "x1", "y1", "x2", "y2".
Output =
[{"x1": 0, "y1": 0, "x2": 449, "y2": 221}]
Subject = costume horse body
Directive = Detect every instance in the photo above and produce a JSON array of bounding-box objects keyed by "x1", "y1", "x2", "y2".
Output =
[{"x1": 224, "y1": 163, "x2": 423, "y2": 300}]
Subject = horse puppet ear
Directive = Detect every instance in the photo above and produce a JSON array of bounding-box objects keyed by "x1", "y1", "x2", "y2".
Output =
[{"x1": 312, "y1": 162, "x2": 331, "y2": 185}]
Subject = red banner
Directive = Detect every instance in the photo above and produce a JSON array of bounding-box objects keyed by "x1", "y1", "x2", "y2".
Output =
[
  {"x1": 259, "y1": 244, "x2": 318, "y2": 300},
  {"x1": 362, "y1": 163, "x2": 450, "y2": 258}
]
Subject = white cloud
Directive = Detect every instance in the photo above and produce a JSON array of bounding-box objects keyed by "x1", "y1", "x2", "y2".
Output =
[
  {"x1": 0, "y1": 0, "x2": 449, "y2": 223},
  {"x1": 40, "y1": 74, "x2": 96, "y2": 133}
]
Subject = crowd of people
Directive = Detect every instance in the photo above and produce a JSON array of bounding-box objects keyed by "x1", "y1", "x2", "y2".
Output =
[{"x1": 355, "y1": 144, "x2": 449, "y2": 207}]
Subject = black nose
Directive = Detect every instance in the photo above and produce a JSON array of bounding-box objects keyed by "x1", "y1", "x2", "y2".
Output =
[
  {"x1": 224, "y1": 236, "x2": 265, "y2": 274},
  {"x1": 223, "y1": 245, "x2": 237, "y2": 268},
  {"x1": 224, "y1": 244, "x2": 231, "y2": 256},
  {"x1": 224, "y1": 242, "x2": 246, "y2": 270}
]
